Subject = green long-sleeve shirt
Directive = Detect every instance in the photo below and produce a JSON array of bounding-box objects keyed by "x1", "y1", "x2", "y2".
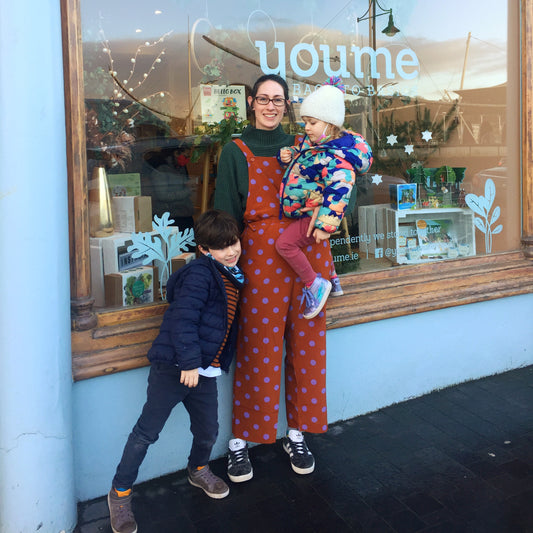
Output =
[{"x1": 213, "y1": 124, "x2": 295, "y2": 230}]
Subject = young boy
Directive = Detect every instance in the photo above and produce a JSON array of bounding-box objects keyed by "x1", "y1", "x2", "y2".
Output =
[
  {"x1": 107, "y1": 209, "x2": 244, "y2": 533},
  {"x1": 277, "y1": 77, "x2": 373, "y2": 319}
]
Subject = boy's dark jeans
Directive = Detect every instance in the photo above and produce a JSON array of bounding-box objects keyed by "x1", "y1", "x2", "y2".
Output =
[{"x1": 112, "y1": 362, "x2": 219, "y2": 490}]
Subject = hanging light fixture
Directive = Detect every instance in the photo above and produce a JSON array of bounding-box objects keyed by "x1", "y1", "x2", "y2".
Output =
[
  {"x1": 357, "y1": 0, "x2": 400, "y2": 37},
  {"x1": 381, "y1": 12, "x2": 400, "y2": 37}
]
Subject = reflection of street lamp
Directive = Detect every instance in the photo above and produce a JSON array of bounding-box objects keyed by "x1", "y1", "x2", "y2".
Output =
[
  {"x1": 357, "y1": 1, "x2": 400, "y2": 143},
  {"x1": 357, "y1": 0, "x2": 400, "y2": 37}
]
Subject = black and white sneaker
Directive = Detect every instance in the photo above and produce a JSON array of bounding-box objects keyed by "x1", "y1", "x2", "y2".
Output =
[
  {"x1": 282, "y1": 429, "x2": 315, "y2": 474},
  {"x1": 227, "y1": 438, "x2": 253, "y2": 482}
]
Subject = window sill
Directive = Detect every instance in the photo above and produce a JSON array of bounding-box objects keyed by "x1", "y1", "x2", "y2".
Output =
[{"x1": 71, "y1": 251, "x2": 533, "y2": 381}]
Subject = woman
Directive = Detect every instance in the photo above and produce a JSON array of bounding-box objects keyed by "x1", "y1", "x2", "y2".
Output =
[{"x1": 214, "y1": 74, "x2": 332, "y2": 481}]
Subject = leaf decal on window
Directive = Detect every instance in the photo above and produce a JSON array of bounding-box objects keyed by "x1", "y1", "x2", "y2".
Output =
[
  {"x1": 465, "y1": 193, "x2": 486, "y2": 217},
  {"x1": 128, "y1": 233, "x2": 165, "y2": 264},
  {"x1": 127, "y1": 212, "x2": 196, "y2": 299},
  {"x1": 465, "y1": 178, "x2": 502, "y2": 253}
]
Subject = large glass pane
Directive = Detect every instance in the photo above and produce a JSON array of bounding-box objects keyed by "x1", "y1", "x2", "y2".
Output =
[{"x1": 81, "y1": 0, "x2": 518, "y2": 308}]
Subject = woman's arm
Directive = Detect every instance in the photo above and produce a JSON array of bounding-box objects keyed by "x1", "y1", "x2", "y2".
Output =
[{"x1": 213, "y1": 142, "x2": 249, "y2": 230}]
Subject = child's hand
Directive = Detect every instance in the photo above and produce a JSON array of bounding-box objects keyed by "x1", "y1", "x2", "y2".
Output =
[
  {"x1": 279, "y1": 148, "x2": 292, "y2": 164},
  {"x1": 180, "y1": 368, "x2": 199, "y2": 388},
  {"x1": 311, "y1": 228, "x2": 331, "y2": 244},
  {"x1": 305, "y1": 207, "x2": 331, "y2": 243}
]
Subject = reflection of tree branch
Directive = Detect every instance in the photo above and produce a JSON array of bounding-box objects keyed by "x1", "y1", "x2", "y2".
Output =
[
  {"x1": 110, "y1": 72, "x2": 178, "y2": 119},
  {"x1": 202, "y1": 35, "x2": 383, "y2": 98},
  {"x1": 109, "y1": 71, "x2": 199, "y2": 123},
  {"x1": 202, "y1": 35, "x2": 322, "y2": 86}
]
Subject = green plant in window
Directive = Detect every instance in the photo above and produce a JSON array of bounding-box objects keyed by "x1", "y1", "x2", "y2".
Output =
[
  {"x1": 190, "y1": 116, "x2": 249, "y2": 163},
  {"x1": 434, "y1": 166, "x2": 456, "y2": 184}
]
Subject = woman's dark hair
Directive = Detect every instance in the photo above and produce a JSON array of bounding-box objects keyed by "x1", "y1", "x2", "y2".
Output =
[
  {"x1": 248, "y1": 74, "x2": 295, "y2": 125},
  {"x1": 194, "y1": 209, "x2": 240, "y2": 252},
  {"x1": 250, "y1": 74, "x2": 290, "y2": 100}
]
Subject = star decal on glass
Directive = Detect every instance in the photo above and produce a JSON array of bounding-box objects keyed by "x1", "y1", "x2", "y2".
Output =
[
  {"x1": 421, "y1": 130, "x2": 433, "y2": 142},
  {"x1": 404, "y1": 144, "x2": 414, "y2": 154},
  {"x1": 371, "y1": 174, "x2": 383, "y2": 185},
  {"x1": 386, "y1": 134, "x2": 398, "y2": 146}
]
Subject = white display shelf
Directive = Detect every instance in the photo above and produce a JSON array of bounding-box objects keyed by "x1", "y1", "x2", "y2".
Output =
[{"x1": 385, "y1": 207, "x2": 476, "y2": 265}]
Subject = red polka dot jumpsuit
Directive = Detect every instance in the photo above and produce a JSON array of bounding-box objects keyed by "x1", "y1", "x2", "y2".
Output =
[{"x1": 231, "y1": 139, "x2": 332, "y2": 444}]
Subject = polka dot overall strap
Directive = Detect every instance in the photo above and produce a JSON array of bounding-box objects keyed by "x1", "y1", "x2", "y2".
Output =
[{"x1": 234, "y1": 138, "x2": 284, "y2": 226}]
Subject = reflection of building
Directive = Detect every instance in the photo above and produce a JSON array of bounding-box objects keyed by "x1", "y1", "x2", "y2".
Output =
[
  {"x1": 369, "y1": 88, "x2": 507, "y2": 177},
  {"x1": 453, "y1": 83, "x2": 507, "y2": 145}
]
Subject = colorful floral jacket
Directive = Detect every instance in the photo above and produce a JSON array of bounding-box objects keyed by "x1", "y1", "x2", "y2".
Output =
[{"x1": 279, "y1": 131, "x2": 373, "y2": 232}]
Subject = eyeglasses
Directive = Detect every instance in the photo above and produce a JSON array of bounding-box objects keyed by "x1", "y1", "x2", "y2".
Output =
[{"x1": 254, "y1": 96, "x2": 287, "y2": 107}]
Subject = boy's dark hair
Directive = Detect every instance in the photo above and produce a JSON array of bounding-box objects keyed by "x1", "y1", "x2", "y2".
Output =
[{"x1": 194, "y1": 209, "x2": 240, "y2": 251}]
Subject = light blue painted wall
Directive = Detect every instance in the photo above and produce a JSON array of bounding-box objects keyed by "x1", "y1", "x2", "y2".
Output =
[
  {"x1": 0, "y1": 0, "x2": 529, "y2": 524},
  {"x1": 73, "y1": 293, "x2": 533, "y2": 501},
  {"x1": 0, "y1": 1, "x2": 76, "y2": 532}
]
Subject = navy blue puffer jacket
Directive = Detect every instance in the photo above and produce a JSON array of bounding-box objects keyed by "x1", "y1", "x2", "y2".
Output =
[{"x1": 147, "y1": 254, "x2": 238, "y2": 372}]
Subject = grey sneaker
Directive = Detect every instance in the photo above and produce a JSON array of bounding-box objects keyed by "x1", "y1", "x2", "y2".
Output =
[
  {"x1": 108, "y1": 489, "x2": 137, "y2": 533},
  {"x1": 330, "y1": 276, "x2": 344, "y2": 296},
  {"x1": 282, "y1": 429, "x2": 315, "y2": 474},
  {"x1": 227, "y1": 438, "x2": 253, "y2": 482},
  {"x1": 188, "y1": 465, "x2": 230, "y2": 499}
]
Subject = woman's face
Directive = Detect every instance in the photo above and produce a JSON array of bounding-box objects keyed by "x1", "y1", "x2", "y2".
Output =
[{"x1": 248, "y1": 80, "x2": 287, "y2": 131}]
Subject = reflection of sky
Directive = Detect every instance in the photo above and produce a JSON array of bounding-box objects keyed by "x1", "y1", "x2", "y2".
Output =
[
  {"x1": 82, "y1": 0, "x2": 506, "y2": 41},
  {"x1": 82, "y1": 0, "x2": 508, "y2": 100}
]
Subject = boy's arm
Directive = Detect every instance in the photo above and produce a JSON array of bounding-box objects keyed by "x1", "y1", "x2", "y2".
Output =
[{"x1": 169, "y1": 264, "x2": 211, "y2": 370}]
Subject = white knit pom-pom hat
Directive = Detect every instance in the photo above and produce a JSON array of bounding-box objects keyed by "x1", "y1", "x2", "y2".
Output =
[{"x1": 299, "y1": 77, "x2": 346, "y2": 128}]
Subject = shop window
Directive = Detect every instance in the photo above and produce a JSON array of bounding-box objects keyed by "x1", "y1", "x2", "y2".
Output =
[{"x1": 65, "y1": 0, "x2": 532, "y2": 379}]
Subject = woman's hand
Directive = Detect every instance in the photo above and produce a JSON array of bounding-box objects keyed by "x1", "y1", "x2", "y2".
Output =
[{"x1": 180, "y1": 368, "x2": 200, "y2": 388}]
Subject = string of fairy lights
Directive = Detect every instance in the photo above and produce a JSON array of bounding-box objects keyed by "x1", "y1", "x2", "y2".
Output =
[{"x1": 98, "y1": 28, "x2": 173, "y2": 119}]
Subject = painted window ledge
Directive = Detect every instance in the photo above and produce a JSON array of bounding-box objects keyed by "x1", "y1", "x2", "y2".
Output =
[{"x1": 71, "y1": 251, "x2": 533, "y2": 381}]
